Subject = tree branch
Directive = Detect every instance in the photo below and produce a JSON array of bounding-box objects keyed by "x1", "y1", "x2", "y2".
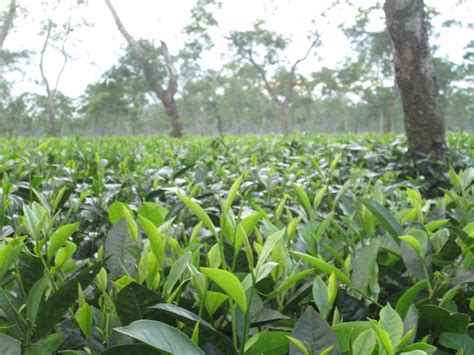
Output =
[
  {"x1": 104, "y1": 0, "x2": 146, "y2": 57},
  {"x1": 247, "y1": 49, "x2": 281, "y2": 104},
  {"x1": 160, "y1": 40, "x2": 178, "y2": 96},
  {"x1": 0, "y1": 0, "x2": 17, "y2": 50},
  {"x1": 39, "y1": 19, "x2": 53, "y2": 98},
  {"x1": 104, "y1": 0, "x2": 166, "y2": 99}
]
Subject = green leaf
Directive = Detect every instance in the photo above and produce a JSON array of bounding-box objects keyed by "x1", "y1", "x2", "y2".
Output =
[
  {"x1": 201, "y1": 267, "x2": 247, "y2": 311},
  {"x1": 116, "y1": 282, "x2": 163, "y2": 326},
  {"x1": 115, "y1": 320, "x2": 204, "y2": 354},
  {"x1": 75, "y1": 303, "x2": 93, "y2": 339},
  {"x1": 53, "y1": 240, "x2": 76, "y2": 269},
  {"x1": 149, "y1": 303, "x2": 236, "y2": 354},
  {"x1": 370, "y1": 320, "x2": 393, "y2": 355},
  {"x1": 395, "y1": 280, "x2": 427, "y2": 319},
  {"x1": 352, "y1": 329, "x2": 376, "y2": 355},
  {"x1": 177, "y1": 193, "x2": 217, "y2": 236},
  {"x1": 290, "y1": 307, "x2": 339, "y2": 355},
  {"x1": 269, "y1": 269, "x2": 313, "y2": 298},
  {"x1": 108, "y1": 201, "x2": 130, "y2": 225},
  {"x1": 26, "y1": 274, "x2": 50, "y2": 326},
  {"x1": 100, "y1": 344, "x2": 160, "y2": 355},
  {"x1": 419, "y1": 305, "x2": 469, "y2": 333},
  {"x1": 399, "y1": 235, "x2": 423, "y2": 256},
  {"x1": 245, "y1": 331, "x2": 289, "y2": 355},
  {"x1": 35, "y1": 262, "x2": 103, "y2": 338},
  {"x1": 332, "y1": 321, "x2": 372, "y2": 353},
  {"x1": 0, "y1": 333, "x2": 21, "y2": 355},
  {"x1": 327, "y1": 272, "x2": 337, "y2": 309},
  {"x1": 293, "y1": 184, "x2": 313, "y2": 220},
  {"x1": 225, "y1": 176, "x2": 242, "y2": 212},
  {"x1": 439, "y1": 332, "x2": 474, "y2": 352},
  {"x1": 23, "y1": 333, "x2": 62, "y2": 355},
  {"x1": 360, "y1": 198, "x2": 403, "y2": 242},
  {"x1": 286, "y1": 336, "x2": 309, "y2": 355},
  {"x1": 138, "y1": 215, "x2": 165, "y2": 267},
  {"x1": 312, "y1": 276, "x2": 330, "y2": 319},
  {"x1": 163, "y1": 251, "x2": 191, "y2": 297},
  {"x1": 205, "y1": 291, "x2": 228, "y2": 316},
  {"x1": 122, "y1": 206, "x2": 138, "y2": 242},
  {"x1": 256, "y1": 228, "x2": 285, "y2": 271},
  {"x1": 138, "y1": 202, "x2": 164, "y2": 228},
  {"x1": 379, "y1": 304, "x2": 404, "y2": 346},
  {"x1": 398, "y1": 342, "x2": 437, "y2": 354},
  {"x1": 292, "y1": 251, "x2": 352, "y2": 285},
  {"x1": 105, "y1": 220, "x2": 139, "y2": 279},
  {"x1": 47, "y1": 223, "x2": 78, "y2": 261},
  {"x1": 352, "y1": 241, "x2": 379, "y2": 295}
]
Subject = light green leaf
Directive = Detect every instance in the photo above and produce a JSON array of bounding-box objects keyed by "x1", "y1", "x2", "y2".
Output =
[
  {"x1": 138, "y1": 215, "x2": 164, "y2": 267},
  {"x1": 201, "y1": 267, "x2": 247, "y2": 311},
  {"x1": 256, "y1": 228, "x2": 285, "y2": 271},
  {"x1": 163, "y1": 251, "x2": 191, "y2": 297},
  {"x1": 286, "y1": 336, "x2": 310, "y2": 355},
  {"x1": 292, "y1": 251, "x2": 352, "y2": 285},
  {"x1": 379, "y1": 304, "x2": 404, "y2": 347},
  {"x1": 47, "y1": 223, "x2": 79, "y2": 261},
  {"x1": 205, "y1": 291, "x2": 228, "y2": 316},
  {"x1": 225, "y1": 176, "x2": 242, "y2": 212},
  {"x1": 177, "y1": 193, "x2": 216, "y2": 236},
  {"x1": 399, "y1": 235, "x2": 423, "y2": 257},
  {"x1": 75, "y1": 303, "x2": 93, "y2": 339},
  {"x1": 122, "y1": 206, "x2": 138, "y2": 242},
  {"x1": 352, "y1": 329, "x2": 376, "y2": 355},
  {"x1": 138, "y1": 202, "x2": 164, "y2": 228}
]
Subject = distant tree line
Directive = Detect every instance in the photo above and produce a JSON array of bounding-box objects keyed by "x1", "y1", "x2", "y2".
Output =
[{"x1": 0, "y1": 0, "x2": 472, "y2": 138}]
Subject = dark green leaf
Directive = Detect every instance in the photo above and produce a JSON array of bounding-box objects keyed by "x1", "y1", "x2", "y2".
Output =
[
  {"x1": 115, "y1": 319, "x2": 204, "y2": 354},
  {"x1": 116, "y1": 282, "x2": 163, "y2": 326},
  {"x1": 35, "y1": 262, "x2": 103, "y2": 338},
  {"x1": 290, "y1": 307, "x2": 339, "y2": 355},
  {"x1": 359, "y1": 198, "x2": 402, "y2": 242}
]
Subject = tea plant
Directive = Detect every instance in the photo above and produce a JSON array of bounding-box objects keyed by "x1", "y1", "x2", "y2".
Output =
[{"x1": 0, "y1": 133, "x2": 472, "y2": 354}]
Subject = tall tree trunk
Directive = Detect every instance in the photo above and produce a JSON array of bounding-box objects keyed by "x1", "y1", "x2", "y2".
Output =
[
  {"x1": 281, "y1": 101, "x2": 290, "y2": 134},
  {"x1": 105, "y1": 0, "x2": 183, "y2": 137},
  {"x1": 39, "y1": 20, "x2": 57, "y2": 136},
  {"x1": 211, "y1": 99, "x2": 223, "y2": 135},
  {"x1": 0, "y1": 0, "x2": 16, "y2": 50},
  {"x1": 384, "y1": 0, "x2": 446, "y2": 163}
]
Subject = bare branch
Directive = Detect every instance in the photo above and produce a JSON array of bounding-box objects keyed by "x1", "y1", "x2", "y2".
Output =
[
  {"x1": 104, "y1": 0, "x2": 146, "y2": 57},
  {"x1": 291, "y1": 32, "x2": 322, "y2": 75},
  {"x1": 247, "y1": 49, "x2": 281, "y2": 104},
  {"x1": 160, "y1": 40, "x2": 178, "y2": 96},
  {"x1": 39, "y1": 19, "x2": 53, "y2": 98},
  {"x1": 0, "y1": 0, "x2": 17, "y2": 50},
  {"x1": 39, "y1": 19, "x2": 57, "y2": 135}
]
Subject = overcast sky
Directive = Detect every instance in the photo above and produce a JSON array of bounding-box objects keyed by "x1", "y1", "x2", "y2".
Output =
[{"x1": 1, "y1": 0, "x2": 472, "y2": 98}]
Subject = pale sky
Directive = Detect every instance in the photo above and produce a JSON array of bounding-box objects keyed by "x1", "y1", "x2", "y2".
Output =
[{"x1": 1, "y1": 0, "x2": 472, "y2": 98}]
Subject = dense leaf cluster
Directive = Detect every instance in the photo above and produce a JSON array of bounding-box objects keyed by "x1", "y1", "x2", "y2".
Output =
[{"x1": 0, "y1": 133, "x2": 473, "y2": 354}]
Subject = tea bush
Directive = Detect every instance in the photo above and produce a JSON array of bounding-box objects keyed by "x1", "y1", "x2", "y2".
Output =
[{"x1": 0, "y1": 133, "x2": 473, "y2": 354}]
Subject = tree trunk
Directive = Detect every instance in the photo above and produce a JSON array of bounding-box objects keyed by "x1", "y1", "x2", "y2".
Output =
[
  {"x1": 105, "y1": 0, "x2": 183, "y2": 137},
  {"x1": 163, "y1": 94, "x2": 182, "y2": 137},
  {"x1": 384, "y1": 0, "x2": 446, "y2": 162},
  {"x1": 39, "y1": 20, "x2": 57, "y2": 136},
  {"x1": 281, "y1": 101, "x2": 290, "y2": 135},
  {"x1": 211, "y1": 99, "x2": 224, "y2": 135}
]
